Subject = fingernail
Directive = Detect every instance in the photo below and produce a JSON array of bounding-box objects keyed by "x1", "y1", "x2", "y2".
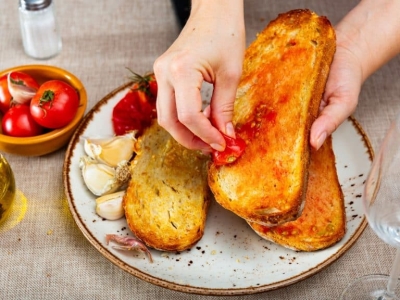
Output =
[
  {"x1": 210, "y1": 143, "x2": 225, "y2": 152},
  {"x1": 225, "y1": 122, "x2": 236, "y2": 138},
  {"x1": 316, "y1": 131, "x2": 327, "y2": 150}
]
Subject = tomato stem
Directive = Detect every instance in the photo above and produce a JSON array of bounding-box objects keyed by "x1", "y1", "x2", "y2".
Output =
[
  {"x1": 39, "y1": 90, "x2": 55, "y2": 108},
  {"x1": 125, "y1": 67, "x2": 154, "y2": 95}
]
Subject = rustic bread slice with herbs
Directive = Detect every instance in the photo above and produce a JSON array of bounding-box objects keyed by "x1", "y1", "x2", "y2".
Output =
[
  {"x1": 249, "y1": 136, "x2": 346, "y2": 251},
  {"x1": 208, "y1": 9, "x2": 336, "y2": 226},
  {"x1": 123, "y1": 120, "x2": 211, "y2": 251}
]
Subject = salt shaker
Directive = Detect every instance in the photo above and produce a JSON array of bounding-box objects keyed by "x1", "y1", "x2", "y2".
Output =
[{"x1": 18, "y1": 0, "x2": 62, "y2": 59}]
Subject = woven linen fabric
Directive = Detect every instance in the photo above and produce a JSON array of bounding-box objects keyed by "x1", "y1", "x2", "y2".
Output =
[{"x1": 1, "y1": 0, "x2": 400, "y2": 299}]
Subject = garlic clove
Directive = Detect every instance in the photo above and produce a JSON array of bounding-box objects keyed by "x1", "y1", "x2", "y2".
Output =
[
  {"x1": 7, "y1": 72, "x2": 37, "y2": 104},
  {"x1": 95, "y1": 191, "x2": 125, "y2": 220},
  {"x1": 79, "y1": 156, "x2": 122, "y2": 196},
  {"x1": 83, "y1": 132, "x2": 137, "y2": 167}
]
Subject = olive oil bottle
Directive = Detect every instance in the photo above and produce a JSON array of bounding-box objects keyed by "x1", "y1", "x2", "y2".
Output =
[{"x1": 0, "y1": 154, "x2": 15, "y2": 225}]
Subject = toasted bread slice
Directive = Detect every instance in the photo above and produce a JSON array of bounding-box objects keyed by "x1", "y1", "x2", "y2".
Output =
[
  {"x1": 123, "y1": 120, "x2": 211, "y2": 251},
  {"x1": 208, "y1": 9, "x2": 336, "y2": 226},
  {"x1": 249, "y1": 136, "x2": 345, "y2": 251}
]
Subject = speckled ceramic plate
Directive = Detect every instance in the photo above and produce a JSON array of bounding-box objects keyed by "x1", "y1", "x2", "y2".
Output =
[{"x1": 63, "y1": 82, "x2": 373, "y2": 296}]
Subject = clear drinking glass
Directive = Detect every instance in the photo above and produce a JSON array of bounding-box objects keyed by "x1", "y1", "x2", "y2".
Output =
[
  {"x1": 0, "y1": 153, "x2": 16, "y2": 226},
  {"x1": 340, "y1": 113, "x2": 400, "y2": 300}
]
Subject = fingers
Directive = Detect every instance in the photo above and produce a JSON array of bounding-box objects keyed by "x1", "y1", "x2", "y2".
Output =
[
  {"x1": 310, "y1": 41, "x2": 363, "y2": 150},
  {"x1": 152, "y1": 3, "x2": 245, "y2": 152},
  {"x1": 155, "y1": 78, "x2": 213, "y2": 152},
  {"x1": 173, "y1": 71, "x2": 226, "y2": 150},
  {"x1": 155, "y1": 57, "x2": 225, "y2": 152},
  {"x1": 210, "y1": 67, "x2": 242, "y2": 138},
  {"x1": 310, "y1": 97, "x2": 357, "y2": 150}
]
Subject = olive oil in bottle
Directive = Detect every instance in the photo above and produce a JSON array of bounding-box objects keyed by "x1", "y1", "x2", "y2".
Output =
[{"x1": 0, "y1": 154, "x2": 16, "y2": 225}]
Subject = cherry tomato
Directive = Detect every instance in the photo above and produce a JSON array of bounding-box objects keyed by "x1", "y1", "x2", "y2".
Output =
[
  {"x1": 212, "y1": 133, "x2": 246, "y2": 166},
  {"x1": 0, "y1": 74, "x2": 12, "y2": 114},
  {"x1": 1, "y1": 105, "x2": 44, "y2": 137},
  {"x1": 30, "y1": 80, "x2": 79, "y2": 129}
]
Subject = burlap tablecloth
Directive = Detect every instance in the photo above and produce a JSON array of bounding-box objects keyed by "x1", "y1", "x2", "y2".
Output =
[{"x1": 1, "y1": 1, "x2": 399, "y2": 299}]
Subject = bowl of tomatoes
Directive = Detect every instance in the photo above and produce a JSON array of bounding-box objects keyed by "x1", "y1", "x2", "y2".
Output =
[{"x1": 0, "y1": 65, "x2": 87, "y2": 156}]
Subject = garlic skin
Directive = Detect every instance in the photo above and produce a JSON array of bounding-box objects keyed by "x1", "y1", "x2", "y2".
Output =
[
  {"x1": 79, "y1": 156, "x2": 123, "y2": 196},
  {"x1": 83, "y1": 132, "x2": 136, "y2": 168},
  {"x1": 7, "y1": 72, "x2": 37, "y2": 104},
  {"x1": 95, "y1": 191, "x2": 125, "y2": 220}
]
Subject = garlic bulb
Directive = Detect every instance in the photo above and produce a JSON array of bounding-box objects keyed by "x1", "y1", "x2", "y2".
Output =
[
  {"x1": 79, "y1": 156, "x2": 123, "y2": 196},
  {"x1": 95, "y1": 191, "x2": 125, "y2": 220},
  {"x1": 83, "y1": 132, "x2": 136, "y2": 168},
  {"x1": 115, "y1": 161, "x2": 131, "y2": 183}
]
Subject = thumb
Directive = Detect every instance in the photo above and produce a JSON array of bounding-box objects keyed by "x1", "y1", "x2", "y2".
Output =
[
  {"x1": 310, "y1": 99, "x2": 357, "y2": 150},
  {"x1": 209, "y1": 73, "x2": 241, "y2": 138}
]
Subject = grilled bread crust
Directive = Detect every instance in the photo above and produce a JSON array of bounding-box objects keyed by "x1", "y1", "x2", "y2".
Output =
[
  {"x1": 249, "y1": 136, "x2": 346, "y2": 251},
  {"x1": 208, "y1": 9, "x2": 336, "y2": 226},
  {"x1": 123, "y1": 121, "x2": 211, "y2": 252}
]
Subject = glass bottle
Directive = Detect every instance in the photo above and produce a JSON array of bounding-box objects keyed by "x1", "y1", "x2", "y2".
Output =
[
  {"x1": 0, "y1": 154, "x2": 16, "y2": 226},
  {"x1": 18, "y1": 0, "x2": 62, "y2": 59}
]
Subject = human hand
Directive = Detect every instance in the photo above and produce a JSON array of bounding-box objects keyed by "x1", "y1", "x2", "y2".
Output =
[
  {"x1": 310, "y1": 0, "x2": 400, "y2": 150},
  {"x1": 310, "y1": 34, "x2": 363, "y2": 150},
  {"x1": 153, "y1": 0, "x2": 245, "y2": 152}
]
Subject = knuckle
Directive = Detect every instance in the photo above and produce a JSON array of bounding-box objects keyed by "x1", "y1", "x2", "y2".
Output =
[
  {"x1": 157, "y1": 115, "x2": 171, "y2": 129},
  {"x1": 154, "y1": 51, "x2": 195, "y2": 80},
  {"x1": 219, "y1": 102, "x2": 235, "y2": 115},
  {"x1": 177, "y1": 111, "x2": 195, "y2": 126},
  {"x1": 169, "y1": 52, "x2": 195, "y2": 77},
  {"x1": 222, "y1": 65, "x2": 242, "y2": 83},
  {"x1": 153, "y1": 56, "x2": 167, "y2": 76},
  {"x1": 184, "y1": 140, "x2": 199, "y2": 151}
]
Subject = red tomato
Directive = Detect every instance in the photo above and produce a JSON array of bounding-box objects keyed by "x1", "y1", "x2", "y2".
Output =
[
  {"x1": 130, "y1": 72, "x2": 157, "y2": 103},
  {"x1": 30, "y1": 80, "x2": 79, "y2": 129},
  {"x1": 112, "y1": 89, "x2": 155, "y2": 135},
  {"x1": 148, "y1": 78, "x2": 158, "y2": 101},
  {"x1": 212, "y1": 133, "x2": 246, "y2": 166},
  {"x1": 0, "y1": 74, "x2": 12, "y2": 114},
  {"x1": 112, "y1": 71, "x2": 157, "y2": 135},
  {"x1": 1, "y1": 105, "x2": 44, "y2": 137}
]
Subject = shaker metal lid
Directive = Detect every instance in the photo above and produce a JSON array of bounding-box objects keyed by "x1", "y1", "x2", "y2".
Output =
[{"x1": 19, "y1": 0, "x2": 52, "y2": 11}]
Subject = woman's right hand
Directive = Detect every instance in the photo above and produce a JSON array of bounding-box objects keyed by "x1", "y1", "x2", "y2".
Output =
[{"x1": 153, "y1": 0, "x2": 245, "y2": 152}]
